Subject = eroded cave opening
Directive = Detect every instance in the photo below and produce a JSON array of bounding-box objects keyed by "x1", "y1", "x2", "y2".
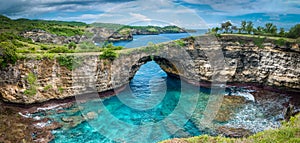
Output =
[{"x1": 128, "y1": 56, "x2": 180, "y2": 81}]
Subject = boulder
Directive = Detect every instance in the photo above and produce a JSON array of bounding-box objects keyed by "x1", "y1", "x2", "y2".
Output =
[{"x1": 85, "y1": 111, "x2": 98, "y2": 120}]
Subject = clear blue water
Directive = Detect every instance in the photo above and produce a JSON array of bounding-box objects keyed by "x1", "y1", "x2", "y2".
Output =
[
  {"x1": 33, "y1": 61, "x2": 284, "y2": 143},
  {"x1": 106, "y1": 30, "x2": 206, "y2": 48}
]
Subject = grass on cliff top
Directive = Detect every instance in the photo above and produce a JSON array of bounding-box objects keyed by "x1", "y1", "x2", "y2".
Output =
[
  {"x1": 161, "y1": 113, "x2": 300, "y2": 143},
  {"x1": 221, "y1": 33, "x2": 297, "y2": 43}
]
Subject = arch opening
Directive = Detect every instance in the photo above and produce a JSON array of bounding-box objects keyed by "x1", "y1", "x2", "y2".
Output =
[{"x1": 128, "y1": 56, "x2": 180, "y2": 81}]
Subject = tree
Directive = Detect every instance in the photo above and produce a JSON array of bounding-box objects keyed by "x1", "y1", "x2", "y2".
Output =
[
  {"x1": 278, "y1": 28, "x2": 285, "y2": 37},
  {"x1": 241, "y1": 21, "x2": 247, "y2": 33},
  {"x1": 270, "y1": 25, "x2": 277, "y2": 35},
  {"x1": 264, "y1": 23, "x2": 274, "y2": 33},
  {"x1": 231, "y1": 26, "x2": 238, "y2": 33},
  {"x1": 286, "y1": 24, "x2": 300, "y2": 39},
  {"x1": 0, "y1": 42, "x2": 18, "y2": 67},
  {"x1": 246, "y1": 21, "x2": 253, "y2": 34},
  {"x1": 210, "y1": 27, "x2": 220, "y2": 33},
  {"x1": 254, "y1": 26, "x2": 264, "y2": 35},
  {"x1": 221, "y1": 21, "x2": 232, "y2": 33}
]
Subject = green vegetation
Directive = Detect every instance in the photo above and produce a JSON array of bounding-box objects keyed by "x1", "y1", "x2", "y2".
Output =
[
  {"x1": 253, "y1": 37, "x2": 266, "y2": 48},
  {"x1": 275, "y1": 38, "x2": 287, "y2": 46},
  {"x1": 99, "y1": 48, "x2": 118, "y2": 61},
  {"x1": 58, "y1": 86, "x2": 64, "y2": 94},
  {"x1": 57, "y1": 55, "x2": 83, "y2": 70},
  {"x1": 208, "y1": 21, "x2": 300, "y2": 40},
  {"x1": 0, "y1": 15, "x2": 87, "y2": 37},
  {"x1": 161, "y1": 113, "x2": 300, "y2": 143},
  {"x1": 68, "y1": 42, "x2": 76, "y2": 49},
  {"x1": 91, "y1": 22, "x2": 124, "y2": 31},
  {"x1": 98, "y1": 43, "x2": 123, "y2": 61},
  {"x1": 24, "y1": 72, "x2": 37, "y2": 96},
  {"x1": 117, "y1": 25, "x2": 185, "y2": 34},
  {"x1": 286, "y1": 24, "x2": 300, "y2": 39},
  {"x1": 48, "y1": 46, "x2": 74, "y2": 53},
  {"x1": 175, "y1": 39, "x2": 186, "y2": 47},
  {"x1": 0, "y1": 41, "x2": 18, "y2": 67},
  {"x1": 43, "y1": 85, "x2": 53, "y2": 91}
]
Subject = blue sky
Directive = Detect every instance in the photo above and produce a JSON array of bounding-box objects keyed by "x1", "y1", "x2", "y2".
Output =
[{"x1": 0, "y1": 0, "x2": 299, "y2": 29}]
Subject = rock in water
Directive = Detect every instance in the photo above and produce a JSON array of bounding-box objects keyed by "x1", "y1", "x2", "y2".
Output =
[
  {"x1": 61, "y1": 117, "x2": 74, "y2": 122},
  {"x1": 85, "y1": 112, "x2": 98, "y2": 120},
  {"x1": 283, "y1": 104, "x2": 295, "y2": 121},
  {"x1": 215, "y1": 96, "x2": 246, "y2": 122}
]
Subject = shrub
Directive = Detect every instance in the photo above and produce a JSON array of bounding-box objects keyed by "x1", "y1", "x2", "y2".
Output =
[
  {"x1": 40, "y1": 45, "x2": 50, "y2": 50},
  {"x1": 58, "y1": 86, "x2": 64, "y2": 94},
  {"x1": 0, "y1": 42, "x2": 18, "y2": 67},
  {"x1": 253, "y1": 37, "x2": 265, "y2": 48},
  {"x1": 24, "y1": 89, "x2": 37, "y2": 96},
  {"x1": 68, "y1": 42, "x2": 76, "y2": 49},
  {"x1": 57, "y1": 55, "x2": 83, "y2": 70},
  {"x1": 24, "y1": 72, "x2": 37, "y2": 96},
  {"x1": 111, "y1": 46, "x2": 123, "y2": 50},
  {"x1": 175, "y1": 40, "x2": 186, "y2": 47},
  {"x1": 16, "y1": 48, "x2": 31, "y2": 53},
  {"x1": 48, "y1": 46, "x2": 73, "y2": 53},
  {"x1": 42, "y1": 53, "x2": 55, "y2": 60},
  {"x1": 29, "y1": 47, "x2": 36, "y2": 51},
  {"x1": 275, "y1": 38, "x2": 286, "y2": 46},
  {"x1": 43, "y1": 85, "x2": 53, "y2": 91},
  {"x1": 79, "y1": 42, "x2": 97, "y2": 49},
  {"x1": 99, "y1": 49, "x2": 118, "y2": 61}
]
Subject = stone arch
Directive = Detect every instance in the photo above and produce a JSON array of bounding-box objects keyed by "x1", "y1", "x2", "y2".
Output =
[{"x1": 128, "y1": 56, "x2": 179, "y2": 81}]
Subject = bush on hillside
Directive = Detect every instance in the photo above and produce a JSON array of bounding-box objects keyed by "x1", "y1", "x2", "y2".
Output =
[{"x1": 0, "y1": 42, "x2": 18, "y2": 67}]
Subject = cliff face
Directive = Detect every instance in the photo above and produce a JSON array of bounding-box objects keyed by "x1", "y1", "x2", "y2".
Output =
[
  {"x1": 0, "y1": 35, "x2": 299, "y2": 104},
  {"x1": 186, "y1": 36, "x2": 300, "y2": 89},
  {"x1": 21, "y1": 29, "x2": 89, "y2": 44}
]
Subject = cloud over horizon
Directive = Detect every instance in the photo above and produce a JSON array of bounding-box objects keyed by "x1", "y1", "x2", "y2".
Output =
[{"x1": 0, "y1": 0, "x2": 299, "y2": 29}]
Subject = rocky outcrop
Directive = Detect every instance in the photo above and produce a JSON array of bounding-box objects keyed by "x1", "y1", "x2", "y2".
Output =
[
  {"x1": 107, "y1": 32, "x2": 133, "y2": 42},
  {"x1": 217, "y1": 126, "x2": 253, "y2": 138},
  {"x1": 90, "y1": 26, "x2": 186, "y2": 42},
  {"x1": 20, "y1": 29, "x2": 88, "y2": 44},
  {"x1": 0, "y1": 35, "x2": 299, "y2": 104}
]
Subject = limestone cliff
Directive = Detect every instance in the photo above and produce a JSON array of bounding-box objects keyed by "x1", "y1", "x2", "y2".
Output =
[{"x1": 0, "y1": 35, "x2": 299, "y2": 104}]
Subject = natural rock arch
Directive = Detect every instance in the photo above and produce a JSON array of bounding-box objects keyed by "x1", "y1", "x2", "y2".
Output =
[{"x1": 128, "y1": 56, "x2": 179, "y2": 81}]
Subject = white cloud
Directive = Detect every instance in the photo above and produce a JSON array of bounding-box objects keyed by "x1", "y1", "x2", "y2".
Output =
[
  {"x1": 91, "y1": 0, "x2": 209, "y2": 29},
  {"x1": 183, "y1": 0, "x2": 300, "y2": 15},
  {"x1": 129, "y1": 13, "x2": 151, "y2": 21}
]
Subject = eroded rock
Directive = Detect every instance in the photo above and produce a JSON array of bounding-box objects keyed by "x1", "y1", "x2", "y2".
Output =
[{"x1": 217, "y1": 126, "x2": 253, "y2": 138}]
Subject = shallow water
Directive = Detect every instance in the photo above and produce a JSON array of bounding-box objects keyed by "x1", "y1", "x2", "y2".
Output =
[{"x1": 31, "y1": 61, "x2": 286, "y2": 143}]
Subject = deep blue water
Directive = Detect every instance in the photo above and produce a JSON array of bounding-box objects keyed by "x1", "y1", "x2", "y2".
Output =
[
  {"x1": 108, "y1": 30, "x2": 206, "y2": 48},
  {"x1": 33, "y1": 61, "x2": 284, "y2": 143}
]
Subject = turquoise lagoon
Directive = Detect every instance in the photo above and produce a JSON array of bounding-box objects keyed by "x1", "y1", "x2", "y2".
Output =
[{"x1": 31, "y1": 61, "x2": 286, "y2": 143}]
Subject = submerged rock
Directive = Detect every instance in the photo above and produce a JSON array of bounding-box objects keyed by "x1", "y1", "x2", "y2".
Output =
[
  {"x1": 214, "y1": 96, "x2": 246, "y2": 122},
  {"x1": 60, "y1": 116, "x2": 85, "y2": 129},
  {"x1": 85, "y1": 111, "x2": 98, "y2": 120},
  {"x1": 61, "y1": 117, "x2": 74, "y2": 122}
]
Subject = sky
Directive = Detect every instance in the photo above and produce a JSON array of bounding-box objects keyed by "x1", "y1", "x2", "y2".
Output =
[{"x1": 0, "y1": 0, "x2": 299, "y2": 29}]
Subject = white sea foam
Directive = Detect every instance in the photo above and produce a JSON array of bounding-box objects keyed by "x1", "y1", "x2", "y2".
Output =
[
  {"x1": 235, "y1": 91, "x2": 255, "y2": 102},
  {"x1": 35, "y1": 122, "x2": 48, "y2": 128},
  {"x1": 18, "y1": 112, "x2": 31, "y2": 118},
  {"x1": 36, "y1": 103, "x2": 66, "y2": 111},
  {"x1": 33, "y1": 116, "x2": 41, "y2": 120},
  {"x1": 225, "y1": 103, "x2": 281, "y2": 133}
]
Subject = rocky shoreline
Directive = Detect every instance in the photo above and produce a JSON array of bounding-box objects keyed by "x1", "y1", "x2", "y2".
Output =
[
  {"x1": 0, "y1": 35, "x2": 299, "y2": 142},
  {"x1": 1, "y1": 82, "x2": 299, "y2": 143}
]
